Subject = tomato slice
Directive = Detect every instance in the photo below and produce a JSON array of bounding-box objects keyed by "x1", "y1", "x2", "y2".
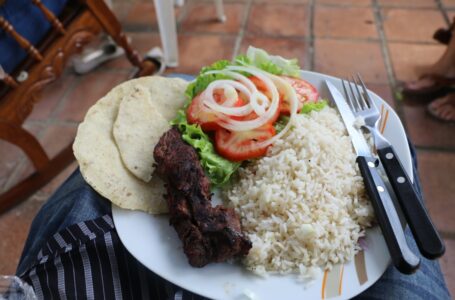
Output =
[
  {"x1": 215, "y1": 124, "x2": 276, "y2": 161},
  {"x1": 187, "y1": 91, "x2": 247, "y2": 131},
  {"x1": 280, "y1": 76, "x2": 319, "y2": 115},
  {"x1": 187, "y1": 93, "x2": 219, "y2": 131},
  {"x1": 187, "y1": 84, "x2": 279, "y2": 131},
  {"x1": 247, "y1": 76, "x2": 280, "y2": 124},
  {"x1": 249, "y1": 76, "x2": 268, "y2": 92}
]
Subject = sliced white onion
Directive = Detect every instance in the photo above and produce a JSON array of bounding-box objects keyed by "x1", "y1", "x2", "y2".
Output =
[
  {"x1": 194, "y1": 66, "x2": 298, "y2": 150},
  {"x1": 222, "y1": 85, "x2": 238, "y2": 105},
  {"x1": 202, "y1": 80, "x2": 252, "y2": 116},
  {"x1": 227, "y1": 66, "x2": 279, "y2": 118},
  {"x1": 211, "y1": 66, "x2": 280, "y2": 131},
  {"x1": 205, "y1": 70, "x2": 258, "y2": 93},
  {"x1": 198, "y1": 68, "x2": 280, "y2": 130},
  {"x1": 255, "y1": 74, "x2": 299, "y2": 148}
]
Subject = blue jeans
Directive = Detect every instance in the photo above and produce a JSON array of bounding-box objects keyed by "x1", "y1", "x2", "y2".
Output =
[{"x1": 16, "y1": 143, "x2": 451, "y2": 299}]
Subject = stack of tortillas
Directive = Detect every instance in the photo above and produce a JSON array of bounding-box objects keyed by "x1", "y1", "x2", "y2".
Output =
[{"x1": 73, "y1": 76, "x2": 188, "y2": 214}]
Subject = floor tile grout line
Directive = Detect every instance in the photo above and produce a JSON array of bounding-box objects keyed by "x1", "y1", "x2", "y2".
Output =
[
  {"x1": 26, "y1": 119, "x2": 80, "y2": 128},
  {"x1": 314, "y1": 3, "x2": 442, "y2": 9},
  {"x1": 416, "y1": 145, "x2": 455, "y2": 154},
  {"x1": 48, "y1": 75, "x2": 82, "y2": 122},
  {"x1": 176, "y1": 0, "x2": 191, "y2": 31},
  {"x1": 313, "y1": 2, "x2": 372, "y2": 8},
  {"x1": 371, "y1": 0, "x2": 407, "y2": 130},
  {"x1": 111, "y1": 2, "x2": 132, "y2": 24},
  {"x1": 436, "y1": 0, "x2": 451, "y2": 24},
  {"x1": 122, "y1": 25, "x2": 160, "y2": 33},
  {"x1": 165, "y1": 31, "x2": 242, "y2": 37},
  {"x1": 233, "y1": 33, "x2": 311, "y2": 40},
  {"x1": 373, "y1": 4, "x2": 443, "y2": 10},
  {"x1": 313, "y1": 36, "x2": 385, "y2": 43},
  {"x1": 2, "y1": 68, "x2": 131, "y2": 193},
  {"x1": 3, "y1": 73, "x2": 89, "y2": 192},
  {"x1": 196, "y1": 0, "x2": 251, "y2": 3},
  {"x1": 381, "y1": 40, "x2": 444, "y2": 45},
  {"x1": 3, "y1": 155, "x2": 31, "y2": 193},
  {"x1": 124, "y1": 25, "x2": 448, "y2": 46},
  {"x1": 47, "y1": 68, "x2": 130, "y2": 123},
  {"x1": 2, "y1": 148, "x2": 28, "y2": 189},
  {"x1": 440, "y1": 231, "x2": 455, "y2": 241},
  {"x1": 122, "y1": 29, "x2": 449, "y2": 53},
  {"x1": 249, "y1": 1, "x2": 309, "y2": 7},
  {"x1": 307, "y1": 0, "x2": 315, "y2": 71},
  {"x1": 1, "y1": 86, "x2": 79, "y2": 191},
  {"x1": 1, "y1": 67, "x2": 67, "y2": 192},
  {"x1": 0, "y1": 70, "x2": 77, "y2": 192},
  {"x1": 231, "y1": 0, "x2": 253, "y2": 59}
]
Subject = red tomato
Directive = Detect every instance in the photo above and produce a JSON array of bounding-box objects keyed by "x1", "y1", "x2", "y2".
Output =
[
  {"x1": 247, "y1": 76, "x2": 281, "y2": 124},
  {"x1": 187, "y1": 93, "x2": 220, "y2": 131},
  {"x1": 280, "y1": 76, "x2": 319, "y2": 115},
  {"x1": 187, "y1": 87, "x2": 279, "y2": 131},
  {"x1": 187, "y1": 91, "x2": 247, "y2": 131},
  {"x1": 214, "y1": 124, "x2": 276, "y2": 161},
  {"x1": 249, "y1": 76, "x2": 268, "y2": 92}
]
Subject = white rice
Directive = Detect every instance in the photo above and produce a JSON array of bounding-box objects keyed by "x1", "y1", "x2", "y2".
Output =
[{"x1": 225, "y1": 107, "x2": 374, "y2": 279}]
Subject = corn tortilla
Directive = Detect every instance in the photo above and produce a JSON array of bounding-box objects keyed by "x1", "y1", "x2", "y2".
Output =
[
  {"x1": 73, "y1": 76, "x2": 187, "y2": 214},
  {"x1": 113, "y1": 85, "x2": 170, "y2": 182}
]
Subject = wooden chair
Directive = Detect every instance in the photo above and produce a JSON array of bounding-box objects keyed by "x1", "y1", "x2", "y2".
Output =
[{"x1": 0, "y1": 0, "x2": 159, "y2": 213}]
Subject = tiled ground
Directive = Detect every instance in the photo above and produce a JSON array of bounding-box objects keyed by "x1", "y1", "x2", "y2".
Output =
[{"x1": 1, "y1": 0, "x2": 454, "y2": 296}]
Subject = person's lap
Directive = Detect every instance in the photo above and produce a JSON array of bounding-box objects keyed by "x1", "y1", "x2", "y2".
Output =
[
  {"x1": 15, "y1": 143, "x2": 451, "y2": 299},
  {"x1": 16, "y1": 170, "x2": 111, "y2": 276}
]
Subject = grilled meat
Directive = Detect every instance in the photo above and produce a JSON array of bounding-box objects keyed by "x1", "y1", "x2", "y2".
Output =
[{"x1": 154, "y1": 128, "x2": 252, "y2": 267}]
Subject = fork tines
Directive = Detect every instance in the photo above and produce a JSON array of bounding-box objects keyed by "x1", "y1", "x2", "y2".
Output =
[{"x1": 341, "y1": 74, "x2": 376, "y2": 112}]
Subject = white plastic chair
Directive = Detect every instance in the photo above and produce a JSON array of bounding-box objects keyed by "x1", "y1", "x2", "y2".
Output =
[{"x1": 154, "y1": 0, "x2": 226, "y2": 68}]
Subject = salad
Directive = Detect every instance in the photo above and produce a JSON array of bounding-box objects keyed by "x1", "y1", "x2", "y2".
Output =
[{"x1": 172, "y1": 46, "x2": 327, "y2": 186}]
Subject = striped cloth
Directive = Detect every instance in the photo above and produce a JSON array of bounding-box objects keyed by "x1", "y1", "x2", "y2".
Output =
[{"x1": 18, "y1": 214, "x2": 208, "y2": 300}]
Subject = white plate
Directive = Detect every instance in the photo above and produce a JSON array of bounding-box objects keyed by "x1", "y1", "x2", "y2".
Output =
[{"x1": 112, "y1": 71, "x2": 413, "y2": 300}]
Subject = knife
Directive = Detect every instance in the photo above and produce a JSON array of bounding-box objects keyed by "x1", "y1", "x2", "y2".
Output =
[{"x1": 325, "y1": 80, "x2": 420, "y2": 274}]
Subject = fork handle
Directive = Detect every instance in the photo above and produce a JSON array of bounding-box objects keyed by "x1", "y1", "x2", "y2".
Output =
[
  {"x1": 377, "y1": 146, "x2": 445, "y2": 259},
  {"x1": 357, "y1": 156, "x2": 420, "y2": 274}
]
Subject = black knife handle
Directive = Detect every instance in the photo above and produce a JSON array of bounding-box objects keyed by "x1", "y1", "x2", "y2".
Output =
[
  {"x1": 357, "y1": 156, "x2": 420, "y2": 274},
  {"x1": 377, "y1": 146, "x2": 445, "y2": 259}
]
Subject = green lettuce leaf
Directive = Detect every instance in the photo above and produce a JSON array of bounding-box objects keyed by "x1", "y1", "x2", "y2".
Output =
[
  {"x1": 274, "y1": 101, "x2": 327, "y2": 132},
  {"x1": 185, "y1": 47, "x2": 302, "y2": 103},
  {"x1": 274, "y1": 115, "x2": 290, "y2": 133},
  {"x1": 184, "y1": 60, "x2": 232, "y2": 102},
  {"x1": 245, "y1": 46, "x2": 301, "y2": 77},
  {"x1": 171, "y1": 111, "x2": 240, "y2": 187},
  {"x1": 300, "y1": 100, "x2": 328, "y2": 114}
]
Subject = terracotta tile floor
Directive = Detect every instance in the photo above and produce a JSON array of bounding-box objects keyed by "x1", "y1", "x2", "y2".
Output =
[{"x1": 1, "y1": 0, "x2": 454, "y2": 296}]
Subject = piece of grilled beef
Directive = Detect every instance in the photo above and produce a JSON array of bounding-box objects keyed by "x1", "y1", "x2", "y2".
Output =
[{"x1": 154, "y1": 127, "x2": 251, "y2": 267}]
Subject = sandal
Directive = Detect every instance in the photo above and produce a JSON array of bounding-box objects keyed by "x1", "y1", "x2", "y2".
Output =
[
  {"x1": 433, "y1": 17, "x2": 455, "y2": 45},
  {"x1": 401, "y1": 74, "x2": 455, "y2": 105},
  {"x1": 426, "y1": 94, "x2": 455, "y2": 123}
]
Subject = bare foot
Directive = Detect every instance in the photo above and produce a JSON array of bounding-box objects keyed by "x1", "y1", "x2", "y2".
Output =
[
  {"x1": 427, "y1": 93, "x2": 455, "y2": 122},
  {"x1": 411, "y1": 24, "x2": 455, "y2": 84}
]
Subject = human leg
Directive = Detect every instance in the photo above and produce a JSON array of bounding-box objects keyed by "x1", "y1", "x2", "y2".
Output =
[
  {"x1": 16, "y1": 169, "x2": 110, "y2": 275},
  {"x1": 354, "y1": 143, "x2": 450, "y2": 299}
]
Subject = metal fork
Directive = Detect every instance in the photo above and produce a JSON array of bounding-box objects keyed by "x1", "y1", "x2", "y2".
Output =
[{"x1": 342, "y1": 74, "x2": 445, "y2": 260}]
